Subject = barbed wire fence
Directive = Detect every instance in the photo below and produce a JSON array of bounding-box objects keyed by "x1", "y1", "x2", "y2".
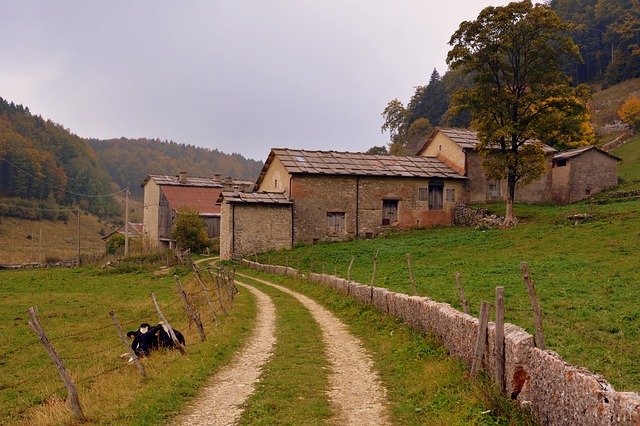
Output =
[{"x1": 2, "y1": 261, "x2": 237, "y2": 422}]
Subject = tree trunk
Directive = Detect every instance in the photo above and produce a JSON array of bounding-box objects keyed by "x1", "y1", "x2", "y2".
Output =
[{"x1": 503, "y1": 176, "x2": 518, "y2": 227}]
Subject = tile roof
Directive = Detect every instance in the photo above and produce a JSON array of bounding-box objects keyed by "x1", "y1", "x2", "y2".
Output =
[
  {"x1": 217, "y1": 191, "x2": 292, "y2": 205},
  {"x1": 553, "y1": 146, "x2": 621, "y2": 161},
  {"x1": 416, "y1": 127, "x2": 557, "y2": 155},
  {"x1": 144, "y1": 174, "x2": 226, "y2": 188},
  {"x1": 255, "y1": 149, "x2": 466, "y2": 186},
  {"x1": 162, "y1": 186, "x2": 222, "y2": 216}
]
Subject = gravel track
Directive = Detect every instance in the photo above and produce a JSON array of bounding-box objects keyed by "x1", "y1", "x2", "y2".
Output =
[
  {"x1": 238, "y1": 273, "x2": 390, "y2": 425},
  {"x1": 176, "y1": 282, "x2": 276, "y2": 426}
]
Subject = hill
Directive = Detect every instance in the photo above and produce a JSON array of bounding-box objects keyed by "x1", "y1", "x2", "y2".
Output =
[
  {"x1": 0, "y1": 98, "x2": 119, "y2": 217},
  {"x1": 591, "y1": 78, "x2": 640, "y2": 145},
  {"x1": 88, "y1": 138, "x2": 264, "y2": 197}
]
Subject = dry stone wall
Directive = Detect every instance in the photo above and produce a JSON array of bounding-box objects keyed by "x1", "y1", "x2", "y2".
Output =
[{"x1": 240, "y1": 259, "x2": 640, "y2": 425}]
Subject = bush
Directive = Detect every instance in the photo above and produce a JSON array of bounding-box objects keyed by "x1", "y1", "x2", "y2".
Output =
[{"x1": 106, "y1": 234, "x2": 125, "y2": 255}]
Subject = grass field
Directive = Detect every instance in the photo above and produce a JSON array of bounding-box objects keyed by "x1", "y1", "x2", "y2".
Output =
[
  {"x1": 612, "y1": 134, "x2": 640, "y2": 191},
  {"x1": 255, "y1": 197, "x2": 640, "y2": 392},
  {"x1": 1, "y1": 258, "x2": 531, "y2": 424},
  {"x1": 0, "y1": 260, "x2": 255, "y2": 424}
]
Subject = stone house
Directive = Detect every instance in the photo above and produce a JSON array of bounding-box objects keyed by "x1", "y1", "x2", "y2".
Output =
[
  {"x1": 417, "y1": 127, "x2": 618, "y2": 204},
  {"x1": 142, "y1": 172, "x2": 254, "y2": 249},
  {"x1": 218, "y1": 149, "x2": 466, "y2": 258},
  {"x1": 218, "y1": 191, "x2": 292, "y2": 260},
  {"x1": 551, "y1": 146, "x2": 620, "y2": 204}
]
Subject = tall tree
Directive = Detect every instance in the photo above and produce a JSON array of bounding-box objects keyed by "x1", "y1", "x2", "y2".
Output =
[{"x1": 447, "y1": 0, "x2": 592, "y2": 226}]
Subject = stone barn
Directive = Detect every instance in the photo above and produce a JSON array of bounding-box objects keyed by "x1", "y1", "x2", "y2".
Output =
[
  {"x1": 551, "y1": 146, "x2": 620, "y2": 204},
  {"x1": 218, "y1": 191, "x2": 293, "y2": 260},
  {"x1": 142, "y1": 172, "x2": 254, "y2": 249}
]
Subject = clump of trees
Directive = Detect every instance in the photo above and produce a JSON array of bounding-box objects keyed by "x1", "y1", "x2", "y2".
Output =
[
  {"x1": 447, "y1": 0, "x2": 594, "y2": 226},
  {"x1": 171, "y1": 209, "x2": 211, "y2": 254}
]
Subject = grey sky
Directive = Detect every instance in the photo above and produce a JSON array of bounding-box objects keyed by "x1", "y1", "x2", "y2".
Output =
[{"x1": 1, "y1": 1, "x2": 516, "y2": 161}]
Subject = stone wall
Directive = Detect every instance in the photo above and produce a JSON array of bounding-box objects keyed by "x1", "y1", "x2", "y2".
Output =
[{"x1": 240, "y1": 259, "x2": 640, "y2": 425}]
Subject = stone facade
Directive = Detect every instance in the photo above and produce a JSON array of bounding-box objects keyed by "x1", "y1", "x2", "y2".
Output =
[
  {"x1": 418, "y1": 128, "x2": 619, "y2": 205},
  {"x1": 219, "y1": 197, "x2": 292, "y2": 260},
  {"x1": 288, "y1": 175, "x2": 463, "y2": 244},
  {"x1": 552, "y1": 147, "x2": 619, "y2": 204}
]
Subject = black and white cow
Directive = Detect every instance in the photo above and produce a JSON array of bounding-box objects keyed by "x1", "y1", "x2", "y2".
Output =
[{"x1": 125, "y1": 322, "x2": 186, "y2": 358}]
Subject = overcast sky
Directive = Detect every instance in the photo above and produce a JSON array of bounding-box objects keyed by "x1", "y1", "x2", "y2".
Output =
[{"x1": 1, "y1": 1, "x2": 518, "y2": 161}]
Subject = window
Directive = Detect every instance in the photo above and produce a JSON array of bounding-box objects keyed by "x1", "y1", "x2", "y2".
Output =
[
  {"x1": 428, "y1": 183, "x2": 443, "y2": 210},
  {"x1": 446, "y1": 188, "x2": 455, "y2": 202},
  {"x1": 327, "y1": 212, "x2": 346, "y2": 234},
  {"x1": 418, "y1": 187, "x2": 428, "y2": 201},
  {"x1": 487, "y1": 180, "x2": 501, "y2": 197},
  {"x1": 382, "y1": 200, "x2": 398, "y2": 225},
  {"x1": 274, "y1": 178, "x2": 279, "y2": 189},
  {"x1": 554, "y1": 159, "x2": 567, "y2": 167}
]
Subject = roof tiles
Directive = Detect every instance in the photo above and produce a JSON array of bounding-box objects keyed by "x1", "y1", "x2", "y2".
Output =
[{"x1": 267, "y1": 149, "x2": 465, "y2": 179}]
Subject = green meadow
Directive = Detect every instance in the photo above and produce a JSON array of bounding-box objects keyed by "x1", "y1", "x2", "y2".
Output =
[{"x1": 257, "y1": 196, "x2": 640, "y2": 392}]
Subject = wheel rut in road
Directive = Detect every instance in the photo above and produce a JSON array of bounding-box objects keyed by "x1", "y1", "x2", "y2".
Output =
[
  {"x1": 177, "y1": 282, "x2": 276, "y2": 426},
  {"x1": 238, "y1": 273, "x2": 390, "y2": 425}
]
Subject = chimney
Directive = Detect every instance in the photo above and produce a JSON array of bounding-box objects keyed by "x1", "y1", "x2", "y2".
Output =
[
  {"x1": 233, "y1": 185, "x2": 240, "y2": 196},
  {"x1": 213, "y1": 173, "x2": 221, "y2": 182},
  {"x1": 179, "y1": 171, "x2": 187, "y2": 184}
]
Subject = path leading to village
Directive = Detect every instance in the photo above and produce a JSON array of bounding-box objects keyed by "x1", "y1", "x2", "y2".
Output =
[
  {"x1": 240, "y1": 273, "x2": 390, "y2": 425},
  {"x1": 177, "y1": 267, "x2": 389, "y2": 425},
  {"x1": 177, "y1": 282, "x2": 277, "y2": 425}
]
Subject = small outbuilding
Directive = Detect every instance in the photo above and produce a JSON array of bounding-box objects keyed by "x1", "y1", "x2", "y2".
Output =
[
  {"x1": 217, "y1": 191, "x2": 293, "y2": 260},
  {"x1": 551, "y1": 146, "x2": 621, "y2": 204}
]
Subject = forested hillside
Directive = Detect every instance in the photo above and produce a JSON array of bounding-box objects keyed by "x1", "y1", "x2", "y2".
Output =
[
  {"x1": 88, "y1": 138, "x2": 263, "y2": 197},
  {"x1": 0, "y1": 98, "x2": 119, "y2": 217},
  {"x1": 379, "y1": 0, "x2": 640, "y2": 154}
]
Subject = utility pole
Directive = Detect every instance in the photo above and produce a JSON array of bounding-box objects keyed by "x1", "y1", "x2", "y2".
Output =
[
  {"x1": 76, "y1": 207, "x2": 80, "y2": 267},
  {"x1": 39, "y1": 226, "x2": 42, "y2": 264},
  {"x1": 124, "y1": 188, "x2": 129, "y2": 257}
]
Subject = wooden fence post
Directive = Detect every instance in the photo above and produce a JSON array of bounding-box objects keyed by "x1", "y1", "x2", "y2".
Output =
[
  {"x1": 406, "y1": 253, "x2": 417, "y2": 296},
  {"x1": 214, "y1": 269, "x2": 229, "y2": 315},
  {"x1": 175, "y1": 276, "x2": 206, "y2": 342},
  {"x1": 150, "y1": 292, "x2": 186, "y2": 355},
  {"x1": 110, "y1": 311, "x2": 146, "y2": 379},
  {"x1": 494, "y1": 287, "x2": 505, "y2": 392},
  {"x1": 370, "y1": 250, "x2": 379, "y2": 286},
  {"x1": 520, "y1": 262, "x2": 545, "y2": 350},
  {"x1": 27, "y1": 307, "x2": 86, "y2": 422},
  {"x1": 471, "y1": 301, "x2": 491, "y2": 377},
  {"x1": 454, "y1": 272, "x2": 470, "y2": 315},
  {"x1": 192, "y1": 265, "x2": 217, "y2": 325},
  {"x1": 347, "y1": 255, "x2": 355, "y2": 281}
]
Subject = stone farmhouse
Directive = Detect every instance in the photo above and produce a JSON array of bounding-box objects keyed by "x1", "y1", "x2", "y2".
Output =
[
  {"x1": 142, "y1": 172, "x2": 254, "y2": 249},
  {"x1": 417, "y1": 127, "x2": 620, "y2": 205},
  {"x1": 218, "y1": 149, "x2": 466, "y2": 259}
]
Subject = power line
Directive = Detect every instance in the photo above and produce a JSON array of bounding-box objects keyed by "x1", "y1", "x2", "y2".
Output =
[{"x1": 1, "y1": 158, "x2": 127, "y2": 198}]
